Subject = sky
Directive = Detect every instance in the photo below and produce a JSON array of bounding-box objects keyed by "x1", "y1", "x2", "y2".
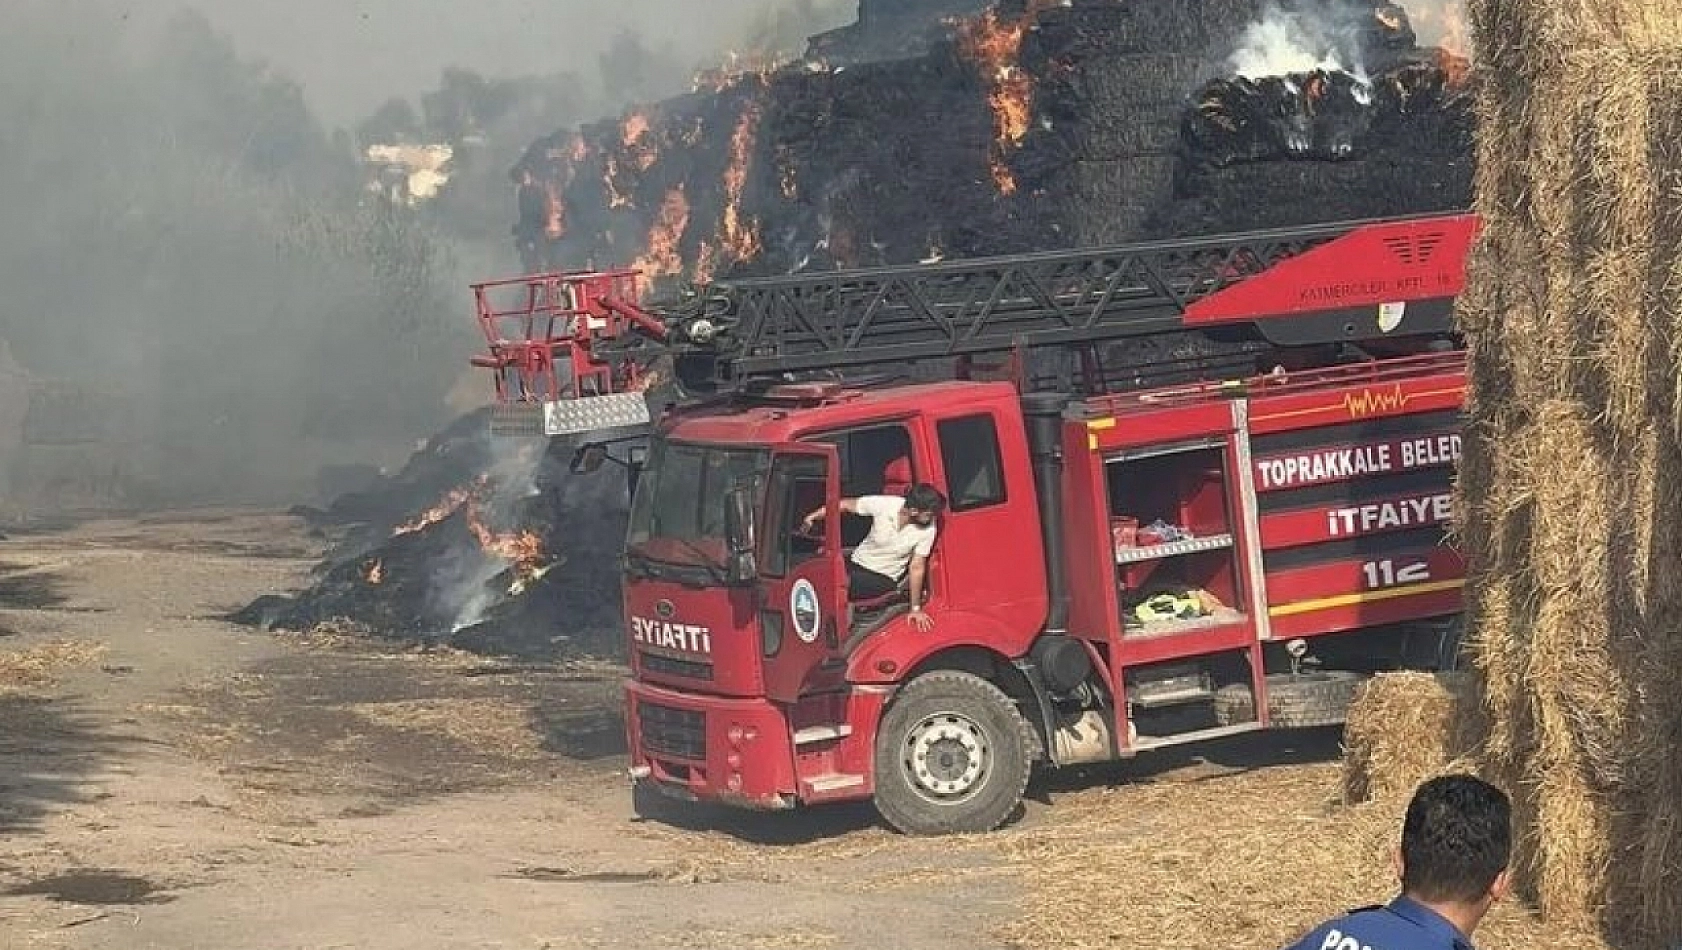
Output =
[{"x1": 111, "y1": 0, "x2": 855, "y2": 124}]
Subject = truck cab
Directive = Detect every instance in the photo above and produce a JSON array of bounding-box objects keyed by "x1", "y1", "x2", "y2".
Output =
[{"x1": 622, "y1": 379, "x2": 1050, "y2": 824}]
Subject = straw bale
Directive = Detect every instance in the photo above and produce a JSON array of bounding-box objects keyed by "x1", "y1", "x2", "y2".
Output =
[
  {"x1": 1341, "y1": 671, "x2": 1473, "y2": 806},
  {"x1": 1454, "y1": 6, "x2": 1682, "y2": 943}
]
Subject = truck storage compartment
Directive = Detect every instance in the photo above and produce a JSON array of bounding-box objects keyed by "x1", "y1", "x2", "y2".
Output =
[{"x1": 1104, "y1": 439, "x2": 1248, "y2": 638}]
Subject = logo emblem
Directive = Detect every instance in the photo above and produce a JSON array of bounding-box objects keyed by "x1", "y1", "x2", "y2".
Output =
[
  {"x1": 1377, "y1": 301, "x2": 1406, "y2": 334},
  {"x1": 790, "y1": 579, "x2": 822, "y2": 643},
  {"x1": 654, "y1": 599, "x2": 676, "y2": 620}
]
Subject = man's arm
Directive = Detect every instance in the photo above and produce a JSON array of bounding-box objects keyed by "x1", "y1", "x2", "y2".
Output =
[
  {"x1": 802, "y1": 497, "x2": 863, "y2": 528},
  {"x1": 907, "y1": 554, "x2": 928, "y2": 610}
]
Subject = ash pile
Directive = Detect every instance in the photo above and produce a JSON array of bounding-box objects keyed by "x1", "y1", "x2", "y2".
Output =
[{"x1": 232, "y1": 413, "x2": 632, "y2": 660}]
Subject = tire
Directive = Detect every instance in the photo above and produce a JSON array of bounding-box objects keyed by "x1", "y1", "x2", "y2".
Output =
[
  {"x1": 1213, "y1": 670, "x2": 1367, "y2": 729},
  {"x1": 872, "y1": 671, "x2": 1036, "y2": 836}
]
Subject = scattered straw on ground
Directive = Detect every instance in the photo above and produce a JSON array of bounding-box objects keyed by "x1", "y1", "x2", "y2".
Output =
[
  {"x1": 345, "y1": 698, "x2": 548, "y2": 758},
  {"x1": 989, "y1": 766, "x2": 1609, "y2": 950},
  {"x1": 1341, "y1": 671, "x2": 1473, "y2": 805},
  {"x1": 0, "y1": 640, "x2": 107, "y2": 690}
]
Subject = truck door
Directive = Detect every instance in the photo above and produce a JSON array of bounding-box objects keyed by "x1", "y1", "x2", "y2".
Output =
[{"x1": 759, "y1": 443, "x2": 846, "y2": 703}]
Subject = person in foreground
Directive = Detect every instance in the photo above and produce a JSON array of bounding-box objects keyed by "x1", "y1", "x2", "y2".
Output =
[{"x1": 1282, "y1": 773, "x2": 1512, "y2": 950}]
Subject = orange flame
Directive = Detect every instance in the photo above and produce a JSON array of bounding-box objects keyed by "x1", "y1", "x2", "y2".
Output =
[
  {"x1": 693, "y1": 240, "x2": 720, "y2": 285},
  {"x1": 955, "y1": 3, "x2": 1054, "y2": 195},
  {"x1": 604, "y1": 153, "x2": 633, "y2": 209},
  {"x1": 364, "y1": 559, "x2": 384, "y2": 585},
  {"x1": 720, "y1": 100, "x2": 764, "y2": 263},
  {"x1": 622, "y1": 112, "x2": 651, "y2": 148},
  {"x1": 632, "y1": 186, "x2": 691, "y2": 292},
  {"x1": 1437, "y1": 49, "x2": 1470, "y2": 87},
  {"x1": 536, "y1": 134, "x2": 589, "y2": 240},
  {"x1": 692, "y1": 49, "x2": 783, "y2": 94},
  {"x1": 622, "y1": 111, "x2": 660, "y2": 173},
  {"x1": 464, "y1": 506, "x2": 546, "y2": 576},
  {"x1": 393, "y1": 483, "x2": 476, "y2": 536}
]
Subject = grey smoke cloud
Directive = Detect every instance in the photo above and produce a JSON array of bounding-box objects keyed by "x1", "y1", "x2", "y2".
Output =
[
  {"x1": 126, "y1": 0, "x2": 855, "y2": 124},
  {"x1": 0, "y1": 0, "x2": 851, "y2": 513}
]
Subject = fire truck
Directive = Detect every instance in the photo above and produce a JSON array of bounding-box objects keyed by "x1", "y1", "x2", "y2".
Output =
[{"x1": 470, "y1": 212, "x2": 1477, "y2": 835}]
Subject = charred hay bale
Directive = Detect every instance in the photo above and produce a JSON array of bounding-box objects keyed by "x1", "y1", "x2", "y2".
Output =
[
  {"x1": 1026, "y1": 156, "x2": 1179, "y2": 246},
  {"x1": 758, "y1": 52, "x2": 1012, "y2": 268},
  {"x1": 1032, "y1": 54, "x2": 1212, "y2": 160},
  {"x1": 1340, "y1": 671, "x2": 1474, "y2": 807},
  {"x1": 1147, "y1": 138, "x2": 1470, "y2": 239},
  {"x1": 1452, "y1": 5, "x2": 1682, "y2": 941},
  {"x1": 1022, "y1": 0, "x2": 1260, "y2": 66}
]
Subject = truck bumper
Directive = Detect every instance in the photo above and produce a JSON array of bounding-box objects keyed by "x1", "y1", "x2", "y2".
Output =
[{"x1": 625, "y1": 680, "x2": 798, "y2": 811}]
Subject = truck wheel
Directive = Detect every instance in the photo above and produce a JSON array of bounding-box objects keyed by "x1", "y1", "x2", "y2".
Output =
[
  {"x1": 1213, "y1": 670, "x2": 1366, "y2": 729},
  {"x1": 872, "y1": 671, "x2": 1036, "y2": 836}
]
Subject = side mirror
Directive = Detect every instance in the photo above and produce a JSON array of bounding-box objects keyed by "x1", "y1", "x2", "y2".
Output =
[
  {"x1": 723, "y1": 485, "x2": 757, "y2": 581},
  {"x1": 570, "y1": 444, "x2": 607, "y2": 474}
]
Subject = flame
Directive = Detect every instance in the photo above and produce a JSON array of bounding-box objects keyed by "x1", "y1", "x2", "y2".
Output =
[
  {"x1": 364, "y1": 559, "x2": 384, "y2": 585},
  {"x1": 1375, "y1": 8, "x2": 1405, "y2": 32},
  {"x1": 1437, "y1": 49, "x2": 1470, "y2": 87},
  {"x1": 393, "y1": 484, "x2": 476, "y2": 536},
  {"x1": 631, "y1": 185, "x2": 691, "y2": 292},
  {"x1": 465, "y1": 507, "x2": 545, "y2": 573},
  {"x1": 692, "y1": 50, "x2": 783, "y2": 94},
  {"x1": 622, "y1": 111, "x2": 660, "y2": 173},
  {"x1": 955, "y1": 3, "x2": 1055, "y2": 195},
  {"x1": 720, "y1": 100, "x2": 764, "y2": 263},
  {"x1": 534, "y1": 134, "x2": 589, "y2": 240},
  {"x1": 543, "y1": 182, "x2": 566, "y2": 240},
  {"x1": 622, "y1": 112, "x2": 651, "y2": 148},
  {"x1": 604, "y1": 153, "x2": 633, "y2": 209},
  {"x1": 693, "y1": 240, "x2": 720, "y2": 285}
]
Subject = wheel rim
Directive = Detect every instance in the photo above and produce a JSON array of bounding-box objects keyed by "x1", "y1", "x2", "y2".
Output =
[{"x1": 901, "y1": 711, "x2": 991, "y2": 804}]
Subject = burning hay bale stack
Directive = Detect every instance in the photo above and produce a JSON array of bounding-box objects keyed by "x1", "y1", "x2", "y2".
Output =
[
  {"x1": 1448, "y1": 0, "x2": 1682, "y2": 944},
  {"x1": 235, "y1": 431, "x2": 631, "y2": 661},
  {"x1": 1156, "y1": 1, "x2": 1473, "y2": 238},
  {"x1": 1014, "y1": 0, "x2": 1262, "y2": 244},
  {"x1": 513, "y1": 0, "x2": 1477, "y2": 286}
]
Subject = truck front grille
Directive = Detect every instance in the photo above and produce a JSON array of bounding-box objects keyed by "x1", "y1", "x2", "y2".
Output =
[{"x1": 639, "y1": 701, "x2": 706, "y2": 761}]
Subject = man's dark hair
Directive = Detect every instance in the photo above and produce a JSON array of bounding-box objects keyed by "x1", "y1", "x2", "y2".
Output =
[
  {"x1": 1400, "y1": 774, "x2": 1512, "y2": 903},
  {"x1": 904, "y1": 483, "x2": 947, "y2": 515}
]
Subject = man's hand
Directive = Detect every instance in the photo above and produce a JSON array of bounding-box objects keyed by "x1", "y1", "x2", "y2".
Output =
[
  {"x1": 800, "y1": 510, "x2": 821, "y2": 533},
  {"x1": 908, "y1": 607, "x2": 934, "y2": 633}
]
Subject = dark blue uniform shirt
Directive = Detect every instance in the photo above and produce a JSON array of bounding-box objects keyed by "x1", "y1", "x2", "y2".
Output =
[{"x1": 1282, "y1": 896, "x2": 1475, "y2": 950}]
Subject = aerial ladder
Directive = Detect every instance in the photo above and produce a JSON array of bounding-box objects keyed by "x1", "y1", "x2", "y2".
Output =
[{"x1": 469, "y1": 212, "x2": 1478, "y2": 438}]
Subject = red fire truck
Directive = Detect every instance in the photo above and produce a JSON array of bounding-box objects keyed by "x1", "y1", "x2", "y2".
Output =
[{"x1": 471, "y1": 212, "x2": 1477, "y2": 835}]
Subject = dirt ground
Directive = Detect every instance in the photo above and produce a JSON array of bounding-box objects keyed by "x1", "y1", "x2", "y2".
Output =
[{"x1": 0, "y1": 512, "x2": 1604, "y2": 950}]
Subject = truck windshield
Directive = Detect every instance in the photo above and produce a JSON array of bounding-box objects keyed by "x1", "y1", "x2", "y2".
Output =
[{"x1": 627, "y1": 438, "x2": 766, "y2": 564}]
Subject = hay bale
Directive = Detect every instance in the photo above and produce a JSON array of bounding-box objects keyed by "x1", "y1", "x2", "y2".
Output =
[
  {"x1": 1340, "y1": 671, "x2": 1472, "y2": 806},
  {"x1": 1455, "y1": 4, "x2": 1682, "y2": 945}
]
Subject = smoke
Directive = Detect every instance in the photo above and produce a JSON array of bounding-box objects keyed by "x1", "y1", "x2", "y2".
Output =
[
  {"x1": 1228, "y1": 2, "x2": 1376, "y2": 79},
  {"x1": 1403, "y1": 0, "x2": 1470, "y2": 57},
  {"x1": 0, "y1": 0, "x2": 852, "y2": 514}
]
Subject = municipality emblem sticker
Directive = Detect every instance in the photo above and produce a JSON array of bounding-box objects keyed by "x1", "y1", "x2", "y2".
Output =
[
  {"x1": 790, "y1": 579, "x2": 822, "y2": 643},
  {"x1": 1377, "y1": 301, "x2": 1406, "y2": 334}
]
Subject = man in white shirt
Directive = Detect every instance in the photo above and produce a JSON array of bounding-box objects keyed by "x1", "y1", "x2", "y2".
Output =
[{"x1": 802, "y1": 483, "x2": 945, "y2": 631}]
